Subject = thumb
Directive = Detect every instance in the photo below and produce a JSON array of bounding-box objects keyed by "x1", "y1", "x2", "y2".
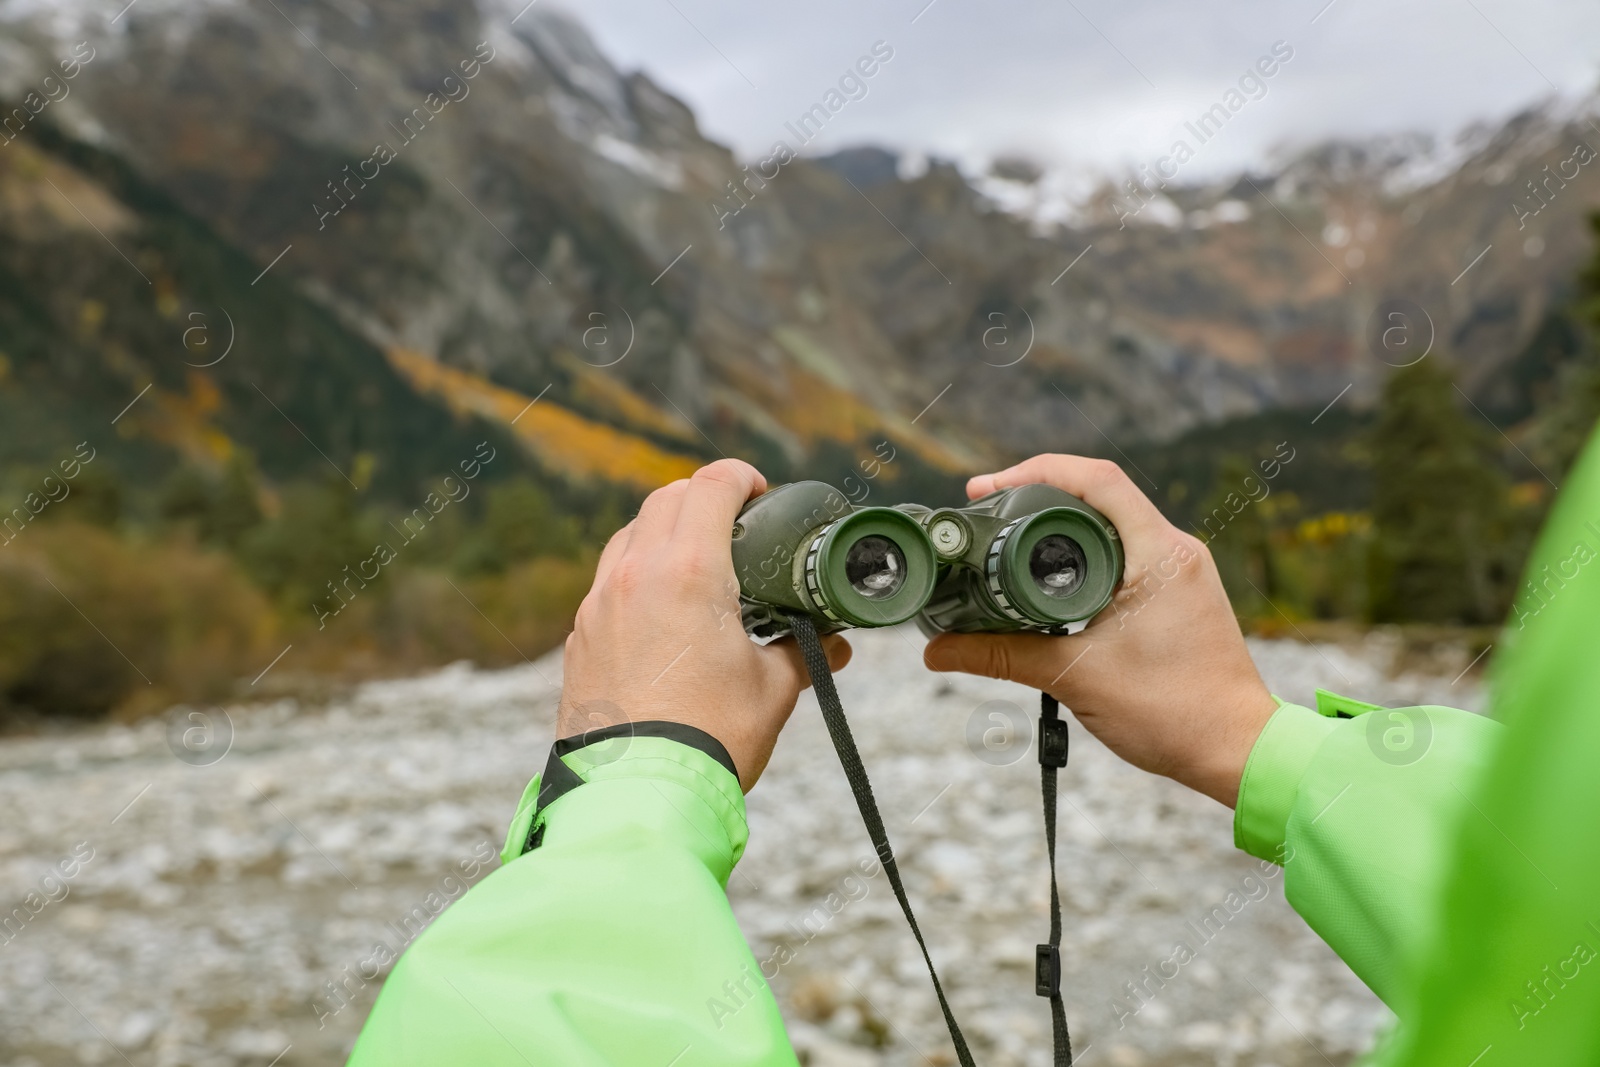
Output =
[
  {"x1": 923, "y1": 631, "x2": 1082, "y2": 691},
  {"x1": 763, "y1": 633, "x2": 853, "y2": 695}
]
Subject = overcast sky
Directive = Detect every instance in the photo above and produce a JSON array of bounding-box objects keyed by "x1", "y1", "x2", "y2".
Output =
[{"x1": 551, "y1": 0, "x2": 1600, "y2": 182}]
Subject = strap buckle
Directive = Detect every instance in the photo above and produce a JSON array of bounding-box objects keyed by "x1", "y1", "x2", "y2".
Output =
[
  {"x1": 1035, "y1": 943, "x2": 1061, "y2": 997},
  {"x1": 1038, "y1": 716, "x2": 1069, "y2": 768}
]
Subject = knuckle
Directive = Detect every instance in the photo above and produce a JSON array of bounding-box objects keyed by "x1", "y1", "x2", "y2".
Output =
[
  {"x1": 1169, "y1": 531, "x2": 1205, "y2": 561},
  {"x1": 607, "y1": 559, "x2": 648, "y2": 597},
  {"x1": 1150, "y1": 534, "x2": 1207, "y2": 583},
  {"x1": 600, "y1": 523, "x2": 634, "y2": 557},
  {"x1": 985, "y1": 640, "x2": 1010, "y2": 679},
  {"x1": 1010, "y1": 454, "x2": 1070, "y2": 491},
  {"x1": 694, "y1": 459, "x2": 753, "y2": 490},
  {"x1": 1088, "y1": 458, "x2": 1126, "y2": 487},
  {"x1": 1031, "y1": 453, "x2": 1073, "y2": 479},
  {"x1": 643, "y1": 479, "x2": 689, "y2": 511},
  {"x1": 574, "y1": 585, "x2": 606, "y2": 622},
  {"x1": 674, "y1": 553, "x2": 715, "y2": 586},
  {"x1": 994, "y1": 647, "x2": 1012, "y2": 680}
]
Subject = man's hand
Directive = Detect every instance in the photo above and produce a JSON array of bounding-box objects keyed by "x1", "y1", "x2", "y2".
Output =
[
  {"x1": 559, "y1": 459, "x2": 850, "y2": 793},
  {"x1": 923, "y1": 455, "x2": 1277, "y2": 808}
]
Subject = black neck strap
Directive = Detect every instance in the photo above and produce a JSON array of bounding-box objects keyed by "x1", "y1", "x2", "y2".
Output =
[
  {"x1": 788, "y1": 614, "x2": 1074, "y2": 1066},
  {"x1": 1039, "y1": 692, "x2": 1073, "y2": 1065}
]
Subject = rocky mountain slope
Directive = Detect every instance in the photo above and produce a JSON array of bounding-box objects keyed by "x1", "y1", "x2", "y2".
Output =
[{"x1": 0, "y1": 0, "x2": 1595, "y2": 490}]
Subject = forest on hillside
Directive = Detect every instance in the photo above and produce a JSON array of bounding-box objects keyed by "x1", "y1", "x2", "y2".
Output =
[{"x1": 1, "y1": 208, "x2": 1597, "y2": 725}]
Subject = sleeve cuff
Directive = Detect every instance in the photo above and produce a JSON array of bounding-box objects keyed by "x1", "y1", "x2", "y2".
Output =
[
  {"x1": 501, "y1": 728, "x2": 749, "y2": 881},
  {"x1": 502, "y1": 773, "x2": 544, "y2": 866},
  {"x1": 1233, "y1": 701, "x2": 1340, "y2": 863}
]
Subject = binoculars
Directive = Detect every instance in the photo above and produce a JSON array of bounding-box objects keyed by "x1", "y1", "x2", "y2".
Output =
[{"x1": 732, "y1": 481, "x2": 1123, "y2": 638}]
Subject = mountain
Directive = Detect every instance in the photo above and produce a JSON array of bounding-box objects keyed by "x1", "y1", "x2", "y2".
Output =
[{"x1": 0, "y1": 0, "x2": 1596, "y2": 496}]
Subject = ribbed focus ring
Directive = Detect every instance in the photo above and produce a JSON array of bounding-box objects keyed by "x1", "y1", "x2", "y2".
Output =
[
  {"x1": 803, "y1": 521, "x2": 843, "y2": 623},
  {"x1": 985, "y1": 518, "x2": 1073, "y2": 632},
  {"x1": 985, "y1": 518, "x2": 1031, "y2": 625}
]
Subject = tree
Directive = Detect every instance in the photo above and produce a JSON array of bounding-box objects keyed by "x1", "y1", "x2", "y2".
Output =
[
  {"x1": 1366, "y1": 358, "x2": 1511, "y2": 624},
  {"x1": 207, "y1": 454, "x2": 265, "y2": 549},
  {"x1": 158, "y1": 455, "x2": 264, "y2": 548},
  {"x1": 239, "y1": 479, "x2": 369, "y2": 605},
  {"x1": 158, "y1": 465, "x2": 213, "y2": 525},
  {"x1": 1194, "y1": 455, "x2": 1278, "y2": 612},
  {"x1": 1532, "y1": 211, "x2": 1600, "y2": 478},
  {"x1": 456, "y1": 479, "x2": 581, "y2": 574}
]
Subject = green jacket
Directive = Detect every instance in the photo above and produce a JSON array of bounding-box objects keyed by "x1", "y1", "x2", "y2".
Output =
[{"x1": 349, "y1": 438, "x2": 1600, "y2": 1065}]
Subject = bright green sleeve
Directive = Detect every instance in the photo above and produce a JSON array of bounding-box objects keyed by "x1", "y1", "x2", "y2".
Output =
[
  {"x1": 1374, "y1": 433, "x2": 1600, "y2": 1066},
  {"x1": 1233, "y1": 692, "x2": 1502, "y2": 1006},
  {"x1": 347, "y1": 733, "x2": 799, "y2": 1067},
  {"x1": 1237, "y1": 430, "x2": 1600, "y2": 1064}
]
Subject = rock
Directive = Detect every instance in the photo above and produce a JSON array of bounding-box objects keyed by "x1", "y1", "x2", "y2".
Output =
[
  {"x1": 0, "y1": 629, "x2": 1474, "y2": 1064},
  {"x1": 789, "y1": 1022, "x2": 883, "y2": 1067}
]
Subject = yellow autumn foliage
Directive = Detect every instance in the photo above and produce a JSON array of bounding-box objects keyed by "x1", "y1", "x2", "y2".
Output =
[{"x1": 386, "y1": 348, "x2": 701, "y2": 491}]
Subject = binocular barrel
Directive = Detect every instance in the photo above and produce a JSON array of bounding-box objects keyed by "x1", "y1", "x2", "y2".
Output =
[{"x1": 731, "y1": 480, "x2": 1122, "y2": 638}]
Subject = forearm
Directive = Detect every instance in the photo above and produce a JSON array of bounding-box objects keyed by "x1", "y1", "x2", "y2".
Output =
[
  {"x1": 1234, "y1": 691, "x2": 1503, "y2": 1006},
  {"x1": 348, "y1": 732, "x2": 798, "y2": 1067}
]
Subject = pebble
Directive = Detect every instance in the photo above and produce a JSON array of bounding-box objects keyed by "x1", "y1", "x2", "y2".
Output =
[{"x1": 0, "y1": 630, "x2": 1478, "y2": 1065}]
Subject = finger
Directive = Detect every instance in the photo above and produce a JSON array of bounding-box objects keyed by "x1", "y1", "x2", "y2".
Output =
[
  {"x1": 762, "y1": 633, "x2": 853, "y2": 694},
  {"x1": 923, "y1": 630, "x2": 1090, "y2": 692},
  {"x1": 626, "y1": 479, "x2": 689, "y2": 555},
  {"x1": 818, "y1": 634, "x2": 852, "y2": 676},
  {"x1": 672, "y1": 458, "x2": 765, "y2": 549},
  {"x1": 966, "y1": 454, "x2": 1169, "y2": 545},
  {"x1": 591, "y1": 520, "x2": 634, "y2": 588}
]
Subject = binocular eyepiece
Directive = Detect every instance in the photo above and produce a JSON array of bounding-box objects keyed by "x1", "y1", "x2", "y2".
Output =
[{"x1": 732, "y1": 481, "x2": 1123, "y2": 638}]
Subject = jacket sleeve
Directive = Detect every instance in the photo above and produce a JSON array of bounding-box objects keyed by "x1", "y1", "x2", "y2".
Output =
[
  {"x1": 1232, "y1": 688, "x2": 1503, "y2": 1006},
  {"x1": 347, "y1": 730, "x2": 799, "y2": 1067},
  {"x1": 1370, "y1": 438, "x2": 1600, "y2": 1066}
]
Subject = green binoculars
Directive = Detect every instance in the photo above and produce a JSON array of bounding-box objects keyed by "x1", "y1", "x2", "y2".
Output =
[{"x1": 732, "y1": 481, "x2": 1123, "y2": 638}]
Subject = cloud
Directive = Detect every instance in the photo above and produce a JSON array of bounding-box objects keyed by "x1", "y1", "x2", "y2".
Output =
[{"x1": 554, "y1": 0, "x2": 1600, "y2": 182}]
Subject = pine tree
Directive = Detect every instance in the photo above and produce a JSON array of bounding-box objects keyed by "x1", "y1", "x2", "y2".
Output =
[
  {"x1": 1194, "y1": 455, "x2": 1277, "y2": 612},
  {"x1": 1367, "y1": 358, "x2": 1510, "y2": 623},
  {"x1": 1534, "y1": 211, "x2": 1600, "y2": 477},
  {"x1": 206, "y1": 454, "x2": 265, "y2": 549}
]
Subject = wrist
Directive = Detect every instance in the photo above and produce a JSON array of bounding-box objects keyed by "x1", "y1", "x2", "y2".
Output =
[{"x1": 1177, "y1": 687, "x2": 1280, "y2": 808}]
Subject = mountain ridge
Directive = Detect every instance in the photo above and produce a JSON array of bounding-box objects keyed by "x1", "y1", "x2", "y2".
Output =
[{"x1": 0, "y1": 0, "x2": 1595, "y2": 490}]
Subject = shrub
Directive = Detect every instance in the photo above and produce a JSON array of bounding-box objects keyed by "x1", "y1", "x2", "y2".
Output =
[{"x1": 0, "y1": 524, "x2": 272, "y2": 722}]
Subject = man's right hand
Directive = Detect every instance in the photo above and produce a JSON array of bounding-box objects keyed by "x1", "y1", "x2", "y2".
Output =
[
  {"x1": 558, "y1": 459, "x2": 849, "y2": 794},
  {"x1": 923, "y1": 454, "x2": 1278, "y2": 808}
]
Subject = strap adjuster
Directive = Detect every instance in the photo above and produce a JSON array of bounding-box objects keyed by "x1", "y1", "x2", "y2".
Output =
[
  {"x1": 1035, "y1": 944, "x2": 1061, "y2": 997},
  {"x1": 1039, "y1": 717, "x2": 1069, "y2": 768}
]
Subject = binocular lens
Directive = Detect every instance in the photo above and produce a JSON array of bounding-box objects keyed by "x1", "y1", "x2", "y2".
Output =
[
  {"x1": 807, "y1": 507, "x2": 937, "y2": 628},
  {"x1": 845, "y1": 536, "x2": 905, "y2": 600},
  {"x1": 1029, "y1": 535, "x2": 1086, "y2": 599}
]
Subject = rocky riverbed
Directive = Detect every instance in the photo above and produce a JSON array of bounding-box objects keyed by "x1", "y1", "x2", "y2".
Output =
[{"x1": 0, "y1": 628, "x2": 1486, "y2": 1067}]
